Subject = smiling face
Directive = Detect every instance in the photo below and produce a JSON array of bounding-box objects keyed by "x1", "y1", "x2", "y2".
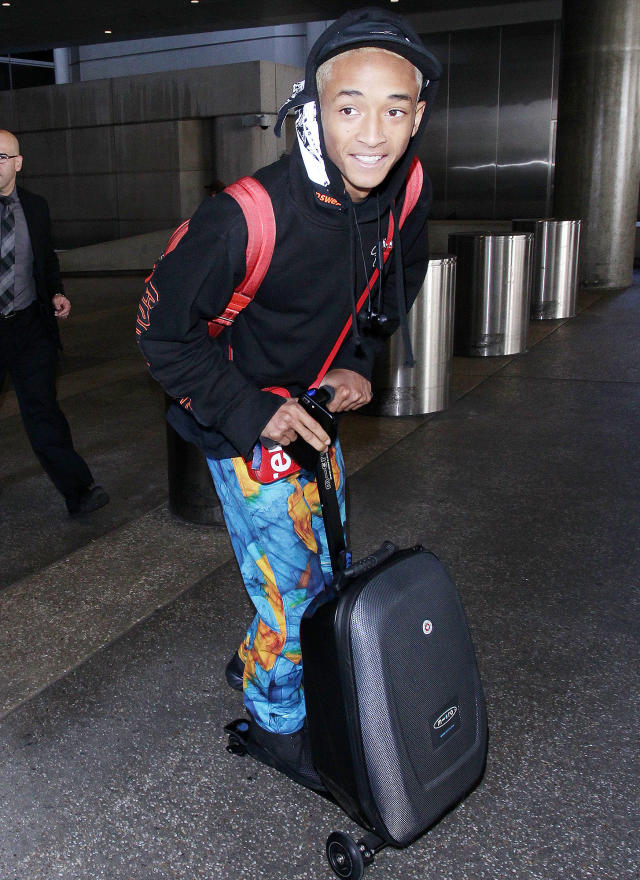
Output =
[{"x1": 318, "y1": 48, "x2": 425, "y2": 203}]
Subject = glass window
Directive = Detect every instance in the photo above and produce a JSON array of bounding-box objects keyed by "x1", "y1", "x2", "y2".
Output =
[
  {"x1": 10, "y1": 64, "x2": 55, "y2": 89},
  {"x1": 12, "y1": 50, "x2": 54, "y2": 63}
]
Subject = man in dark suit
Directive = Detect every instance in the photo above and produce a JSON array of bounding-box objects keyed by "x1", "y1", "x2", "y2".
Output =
[{"x1": 0, "y1": 128, "x2": 109, "y2": 517}]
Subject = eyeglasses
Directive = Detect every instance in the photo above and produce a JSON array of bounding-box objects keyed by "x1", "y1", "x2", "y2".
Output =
[{"x1": 0, "y1": 154, "x2": 19, "y2": 164}]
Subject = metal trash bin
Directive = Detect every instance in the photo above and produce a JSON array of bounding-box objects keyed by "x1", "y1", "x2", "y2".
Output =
[
  {"x1": 449, "y1": 232, "x2": 533, "y2": 357},
  {"x1": 367, "y1": 255, "x2": 456, "y2": 416},
  {"x1": 513, "y1": 219, "x2": 581, "y2": 319}
]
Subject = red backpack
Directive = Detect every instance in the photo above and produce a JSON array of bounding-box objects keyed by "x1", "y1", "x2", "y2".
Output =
[
  {"x1": 139, "y1": 157, "x2": 424, "y2": 350},
  {"x1": 140, "y1": 177, "x2": 277, "y2": 340}
]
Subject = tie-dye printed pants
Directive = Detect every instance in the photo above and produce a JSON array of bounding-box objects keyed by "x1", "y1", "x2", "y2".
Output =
[{"x1": 207, "y1": 442, "x2": 346, "y2": 734}]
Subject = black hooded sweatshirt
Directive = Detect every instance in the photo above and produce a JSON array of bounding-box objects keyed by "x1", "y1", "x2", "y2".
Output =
[{"x1": 137, "y1": 7, "x2": 442, "y2": 460}]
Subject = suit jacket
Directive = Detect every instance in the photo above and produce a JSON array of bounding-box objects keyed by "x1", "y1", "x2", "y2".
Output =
[{"x1": 17, "y1": 185, "x2": 65, "y2": 347}]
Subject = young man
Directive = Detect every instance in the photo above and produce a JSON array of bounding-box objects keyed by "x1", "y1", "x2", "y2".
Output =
[
  {"x1": 0, "y1": 129, "x2": 109, "y2": 517},
  {"x1": 137, "y1": 8, "x2": 441, "y2": 788}
]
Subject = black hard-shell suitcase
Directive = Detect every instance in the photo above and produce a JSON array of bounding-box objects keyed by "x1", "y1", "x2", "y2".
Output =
[
  {"x1": 225, "y1": 388, "x2": 487, "y2": 879},
  {"x1": 298, "y1": 397, "x2": 488, "y2": 878},
  {"x1": 301, "y1": 541, "x2": 488, "y2": 877}
]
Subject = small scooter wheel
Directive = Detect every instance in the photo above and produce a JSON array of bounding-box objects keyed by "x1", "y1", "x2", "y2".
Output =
[{"x1": 326, "y1": 831, "x2": 365, "y2": 880}]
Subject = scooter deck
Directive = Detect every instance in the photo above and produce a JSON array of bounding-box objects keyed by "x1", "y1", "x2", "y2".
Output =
[{"x1": 224, "y1": 718, "x2": 332, "y2": 798}]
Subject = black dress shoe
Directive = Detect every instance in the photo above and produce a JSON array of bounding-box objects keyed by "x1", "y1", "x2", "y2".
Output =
[
  {"x1": 247, "y1": 720, "x2": 326, "y2": 793},
  {"x1": 67, "y1": 484, "x2": 110, "y2": 518},
  {"x1": 225, "y1": 653, "x2": 245, "y2": 692}
]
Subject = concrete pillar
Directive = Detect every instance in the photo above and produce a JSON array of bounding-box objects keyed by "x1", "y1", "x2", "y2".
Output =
[
  {"x1": 176, "y1": 118, "x2": 215, "y2": 217},
  {"x1": 166, "y1": 398, "x2": 223, "y2": 527},
  {"x1": 554, "y1": 0, "x2": 640, "y2": 289},
  {"x1": 53, "y1": 48, "x2": 72, "y2": 84},
  {"x1": 213, "y1": 114, "x2": 280, "y2": 184}
]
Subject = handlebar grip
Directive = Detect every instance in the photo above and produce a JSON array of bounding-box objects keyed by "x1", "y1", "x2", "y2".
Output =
[
  {"x1": 343, "y1": 541, "x2": 397, "y2": 579},
  {"x1": 312, "y1": 385, "x2": 335, "y2": 406}
]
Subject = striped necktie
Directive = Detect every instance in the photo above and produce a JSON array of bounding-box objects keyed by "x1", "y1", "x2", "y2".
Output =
[{"x1": 0, "y1": 195, "x2": 16, "y2": 314}]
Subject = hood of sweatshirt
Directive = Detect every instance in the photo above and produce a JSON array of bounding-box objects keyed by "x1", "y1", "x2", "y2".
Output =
[{"x1": 275, "y1": 6, "x2": 442, "y2": 224}]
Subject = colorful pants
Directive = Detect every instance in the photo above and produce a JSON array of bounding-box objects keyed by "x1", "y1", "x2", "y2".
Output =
[{"x1": 207, "y1": 442, "x2": 346, "y2": 735}]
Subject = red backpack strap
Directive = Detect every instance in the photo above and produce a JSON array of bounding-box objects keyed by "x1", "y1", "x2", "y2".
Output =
[
  {"x1": 144, "y1": 178, "x2": 275, "y2": 334},
  {"x1": 398, "y1": 157, "x2": 423, "y2": 229},
  {"x1": 163, "y1": 219, "x2": 190, "y2": 256},
  {"x1": 311, "y1": 158, "x2": 424, "y2": 387},
  {"x1": 208, "y1": 177, "x2": 276, "y2": 337},
  {"x1": 143, "y1": 219, "x2": 190, "y2": 284},
  {"x1": 380, "y1": 156, "x2": 424, "y2": 247}
]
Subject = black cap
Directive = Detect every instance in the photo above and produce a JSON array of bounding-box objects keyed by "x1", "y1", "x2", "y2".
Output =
[
  {"x1": 275, "y1": 7, "x2": 442, "y2": 136},
  {"x1": 315, "y1": 8, "x2": 442, "y2": 92}
]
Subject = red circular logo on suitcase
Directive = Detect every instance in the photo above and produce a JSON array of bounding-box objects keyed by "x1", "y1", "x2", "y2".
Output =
[{"x1": 422, "y1": 619, "x2": 433, "y2": 635}]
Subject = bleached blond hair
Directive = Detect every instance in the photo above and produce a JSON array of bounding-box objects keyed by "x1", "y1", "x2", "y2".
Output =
[{"x1": 316, "y1": 47, "x2": 423, "y2": 100}]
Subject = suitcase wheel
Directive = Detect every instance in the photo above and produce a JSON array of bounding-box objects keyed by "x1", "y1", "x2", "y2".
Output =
[
  {"x1": 326, "y1": 831, "x2": 373, "y2": 879},
  {"x1": 226, "y1": 736, "x2": 248, "y2": 756},
  {"x1": 225, "y1": 718, "x2": 250, "y2": 756}
]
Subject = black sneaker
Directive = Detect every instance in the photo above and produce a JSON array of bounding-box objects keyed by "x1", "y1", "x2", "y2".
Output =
[
  {"x1": 247, "y1": 720, "x2": 326, "y2": 793},
  {"x1": 67, "y1": 485, "x2": 110, "y2": 518},
  {"x1": 225, "y1": 653, "x2": 245, "y2": 692}
]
